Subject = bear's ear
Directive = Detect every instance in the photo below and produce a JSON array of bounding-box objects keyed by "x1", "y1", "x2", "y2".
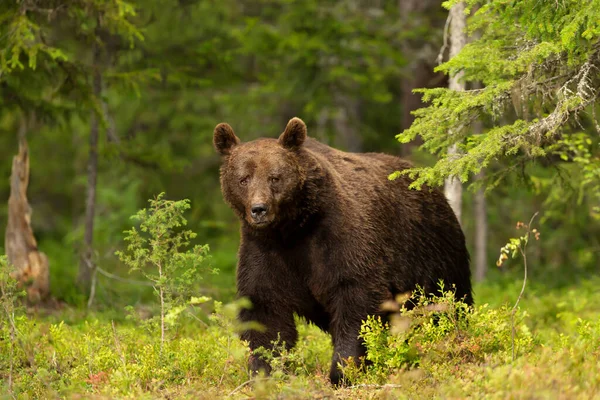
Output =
[
  {"x1": 278, "y1": 117, "x2": 307, "y2": 150},
  {"x1": 213, "y1": 123, "x2": 240, "y2": 156}
]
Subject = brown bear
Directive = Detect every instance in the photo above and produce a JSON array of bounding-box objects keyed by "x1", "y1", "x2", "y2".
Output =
[{"x1": 213, "y1": 117, "x2": 472, "y2": 385}]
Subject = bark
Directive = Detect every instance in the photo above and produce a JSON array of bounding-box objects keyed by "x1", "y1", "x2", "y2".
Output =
[
  {"x1": 472, "y1": 80, "x2": 488, "y2": 282},
  {"x1": 474, "y1": 170, "x2": 488, "y2": 282},
  {"x1": 5, "y1": 119, "x2": 50, "y2": 302},
  {"x1": 443, "y1": 1, "x2": 467, "y2": 223},
  {"x1": 78, "y1": 45, "x2": 102, "y2": 292}
]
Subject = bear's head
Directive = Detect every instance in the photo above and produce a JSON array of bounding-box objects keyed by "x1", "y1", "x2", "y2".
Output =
[{"x1": 213, "y1": 117, "x2": 309, "y2": 229}]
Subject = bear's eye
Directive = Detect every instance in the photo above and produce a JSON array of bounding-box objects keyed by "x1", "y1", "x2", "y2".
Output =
[
  {"x1": 270, "y1": 177, "x2": 280, "y2": 184},
  {"x1": 239, "y1": 177, "x2": 249, "y2": 186}
]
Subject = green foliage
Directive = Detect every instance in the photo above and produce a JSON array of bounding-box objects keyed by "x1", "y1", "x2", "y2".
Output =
[
  {"x1": 116, "y1": 193, "x2": 213, "y2": 296},
  {"x1": 390, "y1": 0, "x2": 600, "y2": 276},
  {"x1": 0, "y1": 256, "x2": 25, "y2": 330},
  {"x1": 548, "y1": 132, "x2": 600, "y2": 219},
  {"x1": 236, "y1": 1, "x2": 404, "y2": 117},
  {"x1": 339, "y1": 282, "x2": 598, "y2": 399},
  {"x1": 0, "y1": 13, "x2": 66, "y2": 72},
  {"x1": 0, "y1": 0, "x2": 144, "y2": 118},
  {"x1": 2, "y1": 278, "x2": 598, "y2": 398},
  {"x1": 353, "y1": 288, "x2": 529, "y2": 384},
  {"x1": 0, "y1": 309, "x2": 250, "y2": 398},
  {"x1": 251, "y1": 315, "x2": 332, "y2": 381},
  {"x1": 396, "y1": 0, "x2": 600, "y2": 202}
]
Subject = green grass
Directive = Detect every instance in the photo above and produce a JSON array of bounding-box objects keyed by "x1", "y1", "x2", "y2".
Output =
[{"x1": 1, "y1": 276, "x2": 599, "y2": 399}]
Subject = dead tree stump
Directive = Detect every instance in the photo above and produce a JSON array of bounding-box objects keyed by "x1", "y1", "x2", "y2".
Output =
[{"x1": 5, "y1": 140, "x2": 49, "y2": 302}]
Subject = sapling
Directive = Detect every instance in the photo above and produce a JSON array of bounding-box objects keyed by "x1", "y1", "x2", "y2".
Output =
[
  {"x1": 496, "y1": 212, "x2": 540, "y2": 361},
  {"x1": 116, "y1": 193, "x2": 213, "y2": 353}
]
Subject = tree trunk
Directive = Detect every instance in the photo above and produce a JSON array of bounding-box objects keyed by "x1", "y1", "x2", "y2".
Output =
[
  {"x1": 472, "y1": 79, "x2": 488, "y2": 282},
  {"x1": 474, "y1": 171, "x2": 488, "y2": 281},
  {"x1": 5, "y1": 119, "x2": 50, "y2": 303},
  {"x1": 398, "y1": 0, "x2": 440, "y2": 157},
  {"x1": 78, "y1": 48, "x2": 102, "y2": 293},
  {"x1": 443, "y1": 1, "x2": 467, "y2": 223}
]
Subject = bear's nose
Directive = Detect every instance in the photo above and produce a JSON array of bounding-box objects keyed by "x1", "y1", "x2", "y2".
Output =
[{"x1": 250, "y1": 204, "x2": 268, "y2": 220}]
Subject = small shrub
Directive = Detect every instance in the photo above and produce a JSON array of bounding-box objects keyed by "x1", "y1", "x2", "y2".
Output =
[
  {"x1": 115, "y1": 193, "x2": 215, "y2": 350},
  {"x1": 354, "y1": 287, "x2": 534, "y2": 385}
]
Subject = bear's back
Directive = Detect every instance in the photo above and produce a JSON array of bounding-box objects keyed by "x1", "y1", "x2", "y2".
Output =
[
  {"x1": 303, "y1": 137, "x2": 471, "y2": 302},
  {"x1": 303, "y1": 137, "x2": 414, "y2": 200}
]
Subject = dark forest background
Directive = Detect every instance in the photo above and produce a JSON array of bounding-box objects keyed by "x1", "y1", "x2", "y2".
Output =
[{"x1": 1, "y1": 0, "x2": 596, "y2": 307}]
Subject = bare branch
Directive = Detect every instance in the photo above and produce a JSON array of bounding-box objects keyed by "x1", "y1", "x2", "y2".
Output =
[
  {"x1": 437, "y1": 12, "x2": 452, "y2": 65},
  {"x1": 96, "y1": 266, "x2": 154, "y2": 287}
]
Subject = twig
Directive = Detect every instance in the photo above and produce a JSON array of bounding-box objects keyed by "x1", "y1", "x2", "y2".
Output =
[
  {"x1": 1, "y1": 264, "x2": 21, "y2": 399},
  {"x1": 227, "y1": 377, "x2": 271, "y2": 397},
  {"x1": 528, "y1": 59, "x2": 599, "y2": 141},
  {"x1": 219, "y1": 335, "x2": 232, "y2": 385},
  {"x1": 511, "y1": 211, "x2": 539, "y2": 361},
  {"x1": 8, "y1": 309, "x2": 15, "y2": 396},
  {"x1": 157, "y1": 260, "x2": 165, "y2": 355},
  {"x1": 112, "y1": 321, "x2": 126, "y2": 366},
  {"x1": 88, "y1": 262, "x2": 155, "y2": 307},
  {"x1": 96, "y1": 266, "x2": 154, "y2": 286},
  {"x1": 592, "y1": 102, "x2": 600, "y2": 135},
  {"x1": 347, "y1": 384, "x2": 403, "y2": 389},
  {"x1": 87, "y1": 264, "x2": 98, "y2": 308},
  {"x1": 186, "y1": 309, "x2": 210, "y2": 328}
]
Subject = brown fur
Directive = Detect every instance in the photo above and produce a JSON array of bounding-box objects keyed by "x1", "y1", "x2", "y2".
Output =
[{"x1": 214, "y1": 117, "x2": 472, "y2": 385}]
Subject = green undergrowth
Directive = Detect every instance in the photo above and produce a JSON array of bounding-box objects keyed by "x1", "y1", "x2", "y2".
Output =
[{"x1": 1, "y1": 277, "x2": 599, "y2": 399}]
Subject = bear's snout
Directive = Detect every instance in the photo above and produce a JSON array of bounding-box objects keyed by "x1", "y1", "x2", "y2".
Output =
[{"x1": 250, "y1": 203, "x2": 269, "y2": 223}]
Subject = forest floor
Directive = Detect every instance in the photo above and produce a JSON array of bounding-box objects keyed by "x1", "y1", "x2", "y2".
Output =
[{"x1": 1, "y1": 274, "x2": 599, "y2": 399}]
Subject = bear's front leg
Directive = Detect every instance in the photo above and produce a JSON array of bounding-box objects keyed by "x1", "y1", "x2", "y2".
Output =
[
  {"x1": 328, "y1": 287, "x2": 375, "y2": 386},
  {"x1": 239, "y1": 298, "x2": 298, "y2": 376},
  {"x1": 329, "y1": 323, "x2": 367, "y2": 386}
]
